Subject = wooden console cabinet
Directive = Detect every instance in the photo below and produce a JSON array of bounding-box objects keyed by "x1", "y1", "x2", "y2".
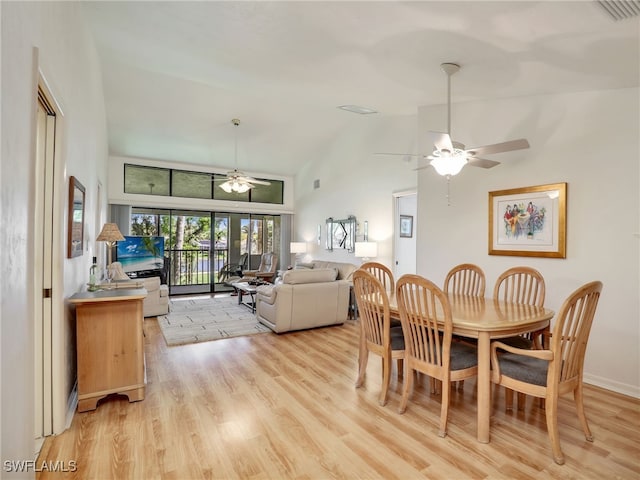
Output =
[{"x1": 69, "y1": 288, "x2": 147, "y2": 412}]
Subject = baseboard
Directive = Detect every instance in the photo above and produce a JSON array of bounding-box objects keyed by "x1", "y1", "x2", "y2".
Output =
[
  {"x1": 584, "y1": 373, "x2": 640, "y2": 398},
  {"x1": 65, "y1": 381, "x2": 78, "y2": 430}
]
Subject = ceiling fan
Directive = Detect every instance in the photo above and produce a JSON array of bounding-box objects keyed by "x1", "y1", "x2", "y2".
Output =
[
  {"x1": 214, "y1": 118, "x2": 271, "y2": 193},
  {"x1": 381, "y1": 63, "x2": 530, "y2": 177}
]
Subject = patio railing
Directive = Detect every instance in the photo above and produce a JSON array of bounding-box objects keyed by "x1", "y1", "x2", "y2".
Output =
[{"x1": 166, "y1": 248, "x2": 228, "y2": 286}]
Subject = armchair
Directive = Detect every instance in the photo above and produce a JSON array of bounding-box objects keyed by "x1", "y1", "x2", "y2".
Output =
[
  {"x1": 219, "y1": 253, "x2": 248, "y2": 283},
  {"x1": 106, "y1": 262, "x2": 169, "y2": 317},
  {"x1": 241, "y1": 252, "x2": 278, "y2": 283}
]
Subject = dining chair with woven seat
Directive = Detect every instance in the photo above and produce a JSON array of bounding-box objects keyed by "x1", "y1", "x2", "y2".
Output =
[
  {"x1": 353, "y1": 269, "x2": 405, "y2": 406},
  {"x1": 490, "y1": 280, "x2": 602, "y2": 465},
  {"x1": 396, "y1": 274, "x2": 478, "y2": 438}
]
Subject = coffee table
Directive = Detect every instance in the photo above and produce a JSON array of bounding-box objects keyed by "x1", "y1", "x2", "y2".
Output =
[{"x1": 230, "y1": 281, "x2": 262, "y2": 312}]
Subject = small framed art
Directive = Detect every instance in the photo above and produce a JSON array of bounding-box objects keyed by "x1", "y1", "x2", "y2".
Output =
[{"x1": 399, "y1": 215, "x2": 413, "y2": 238}]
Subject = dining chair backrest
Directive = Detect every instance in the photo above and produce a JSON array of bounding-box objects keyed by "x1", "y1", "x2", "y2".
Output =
[
  {"x1": 493, "y1": 266, "x2": 545, "y2": 307},
  {"x1": 396, "y1": 274, "x2": 453, "y2": 369},
  {"x1": 360, "y1": 261, "x2": 395, "y2": 292},
  {"x1": 353, "y1": 269, "x2": 393, "y2": 349},
  {"x1": 444, "y1": 263, "x2": 486, "y2": 297},
  {"x1": 549, "y1": 281, "x2": 602, "y2": 385}
]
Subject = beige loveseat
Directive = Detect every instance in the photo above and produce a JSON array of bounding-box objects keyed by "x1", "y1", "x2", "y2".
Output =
[
  {"x1": 255, "y1": 260, "x2": 357, "y2": 333},
  {"x1": 107, "y1": 262, "x2": 169, "y2": 317}
]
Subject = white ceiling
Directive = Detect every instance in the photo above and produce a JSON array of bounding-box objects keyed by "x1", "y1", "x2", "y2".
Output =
[{"x1": 81, "y1": 1, "x2": 639, "y2": 177}]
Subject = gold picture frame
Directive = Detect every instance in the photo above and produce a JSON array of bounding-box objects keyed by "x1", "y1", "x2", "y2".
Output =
[
  {"x1": 489, "y1": 182, "x2": 566, "y2": 258},
  {"x1": 67, "y1": 176, "x2": 86, "y2": 258}
]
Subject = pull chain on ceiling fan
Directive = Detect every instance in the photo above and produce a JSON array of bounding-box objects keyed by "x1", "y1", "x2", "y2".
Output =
[{"x1": 216, "y1": 118, "x2": 271, "y2": 193}]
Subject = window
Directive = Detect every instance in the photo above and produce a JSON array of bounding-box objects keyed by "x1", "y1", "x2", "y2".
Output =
[
  {"x1": 172, "y1": 170, "x2": 212, "y2": 199},
  {"x1": 124, "y1": 165, "x2": 170, "y2": 196},
  {"x1": 124, "y1": 163, "x2": 284, "y2": 204}
]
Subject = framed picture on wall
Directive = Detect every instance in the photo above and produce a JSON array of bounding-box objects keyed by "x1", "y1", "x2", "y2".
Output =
[
  {"x1": 399, "y1": 215, "x2": 413, "y2": 238},
  {"x1": 488, "y1": 182, "x2": 567, "y2": 258}
]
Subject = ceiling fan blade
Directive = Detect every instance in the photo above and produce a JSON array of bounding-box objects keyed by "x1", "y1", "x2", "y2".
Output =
[
  {"x1": 467, "y1": 157, "x2": 501, "y2": 169},
  {"x1": 374, "y1": 152, "x2": 421, "y2": 157},
  {"x1": 466, "y1": 138, "x2": 529, "y2": 156},
  {"x1": 238, "y1": 176, "x2": 271, "y2": 186},
  {"x1": 428, "y1": 131, "x2": 454, "y2": 153}
]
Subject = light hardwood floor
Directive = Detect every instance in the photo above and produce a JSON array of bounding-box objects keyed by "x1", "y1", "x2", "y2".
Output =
[{"x1": 38, "y1": 316, "x2": 639, "y2": 479}]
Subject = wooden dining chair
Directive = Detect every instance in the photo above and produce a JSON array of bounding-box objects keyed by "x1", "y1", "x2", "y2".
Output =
[
  {"x1": 444, "y1": 263, "x2": 486, "y2": 297},
  {"x1": 493, "y1": 266, "x2": 547, "y2": 409},
  {"x1": 353, "y1": 269, "x2": 405, "y2": 406},
  {"x1": 443, "y1": 263, "x2": 485, "y2": 390},
  {"x1": 396, "y1": 274, "x2": 478, "y2": 438},
  {"x1": 490, "y1": 281, "x2": 602, "y2": 465},
  {"x1": 360, "y1": 261, "x2": 395, "y2": 292}
]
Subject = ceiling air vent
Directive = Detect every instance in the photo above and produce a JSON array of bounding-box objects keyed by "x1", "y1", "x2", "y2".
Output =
[{"x1": 597, "y1": 0, "x2": 640, "y2": 20}]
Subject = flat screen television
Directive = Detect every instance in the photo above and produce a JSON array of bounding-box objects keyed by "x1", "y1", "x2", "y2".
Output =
[{"x1": 116, "y1": 236, "x2": 165, "y2": 274}]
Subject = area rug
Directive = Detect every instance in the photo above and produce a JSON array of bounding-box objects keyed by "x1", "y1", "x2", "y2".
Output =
[{"x1": 157, "y1": 296, "x2": 271, "y2": 346}]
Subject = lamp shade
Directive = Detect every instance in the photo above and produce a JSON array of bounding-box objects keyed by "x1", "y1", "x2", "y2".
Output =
[
  {"x1": 290, "y1": 242, "x2": 307, "y2": 254},
  {"x1": 96, "y1": 223, "x2": 125, "y2": 243},
  {"x1": 354, "y1": 241, "x2": 378, "y2": 259}
]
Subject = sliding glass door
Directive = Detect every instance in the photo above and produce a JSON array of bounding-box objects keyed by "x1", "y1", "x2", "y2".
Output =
[{"x1": 129, "y1": 208, "x2": 281, "y2": 295}]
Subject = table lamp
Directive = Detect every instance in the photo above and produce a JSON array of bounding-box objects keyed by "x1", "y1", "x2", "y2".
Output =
[
  {"x1": 96, "y1": 223, "x2": 125, "y2": 268},
  {"x1": 290, "y1": 241, "x2": 307, "y2": 268},
  {"x1": 354, "y1": 241, "x2": 378, "y2": 262}
]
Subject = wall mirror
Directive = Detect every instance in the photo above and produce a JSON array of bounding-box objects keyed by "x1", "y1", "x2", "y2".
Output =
[
  {"x1": 67, "y1": 176, "x2": 86, "y2": 258},
  {"x1": 325, "y1": 215, "x2": 356, "y2": 252}
]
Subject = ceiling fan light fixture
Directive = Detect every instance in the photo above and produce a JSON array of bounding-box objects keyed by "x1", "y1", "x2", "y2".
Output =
[
  {"x1": 220, "y1": 179, "x2": 251, "y2": 193},
  {"x1": 220, "y1": 181, "x2": 234, "y2": 193},
  {"x1": 430, "y1": 154, "x2": 467, "y2": 177},
  {"x1": 428, "y1": 146, "x2": 468, "y2": 177}
]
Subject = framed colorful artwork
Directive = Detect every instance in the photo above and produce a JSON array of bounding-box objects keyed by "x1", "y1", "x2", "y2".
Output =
[{"x1": 488, "y1": 182, "x2": 567, "y2": 258}]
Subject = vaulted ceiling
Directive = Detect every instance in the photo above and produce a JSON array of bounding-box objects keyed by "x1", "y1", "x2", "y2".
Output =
[{"x1": 81, "y1": 1, "x2": 639, "y2": 177}]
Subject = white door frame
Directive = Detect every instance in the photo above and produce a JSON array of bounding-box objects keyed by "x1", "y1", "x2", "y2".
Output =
[
  {"x1": 392, "y1": 189, "x2": 417, "y2": 279},
  {"x1": 34, "y1": 65, "x2": 66, "y2": 448}
]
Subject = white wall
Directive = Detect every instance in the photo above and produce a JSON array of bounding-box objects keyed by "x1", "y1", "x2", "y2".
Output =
[
  {"x1": 295, "y1": 114, "x2": 418, "y2": 268},
  {"x1": 417, "y1": 88, "x2": 639, "y2": 396},
  {"x1": 1, "y1": 1, "x2": 108, "y2": 467}
]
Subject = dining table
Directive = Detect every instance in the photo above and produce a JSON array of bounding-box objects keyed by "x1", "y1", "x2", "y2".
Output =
[{"x1": 386, "y1": 292, "x2": 554, "y2": 443}]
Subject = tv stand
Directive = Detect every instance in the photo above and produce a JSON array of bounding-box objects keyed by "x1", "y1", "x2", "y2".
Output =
[{"x1": 128, "y1": 269, "x2": 160, "y2": 279}]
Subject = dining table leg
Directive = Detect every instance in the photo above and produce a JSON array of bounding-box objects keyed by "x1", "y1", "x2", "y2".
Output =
[{"x1": 477, "y1": 331, "x2": 491, "y2": 443}]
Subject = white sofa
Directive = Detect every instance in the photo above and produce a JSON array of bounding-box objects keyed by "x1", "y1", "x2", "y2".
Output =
[{"x1": 255, "y1": 260, "x2": 356, "y2": 333}]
